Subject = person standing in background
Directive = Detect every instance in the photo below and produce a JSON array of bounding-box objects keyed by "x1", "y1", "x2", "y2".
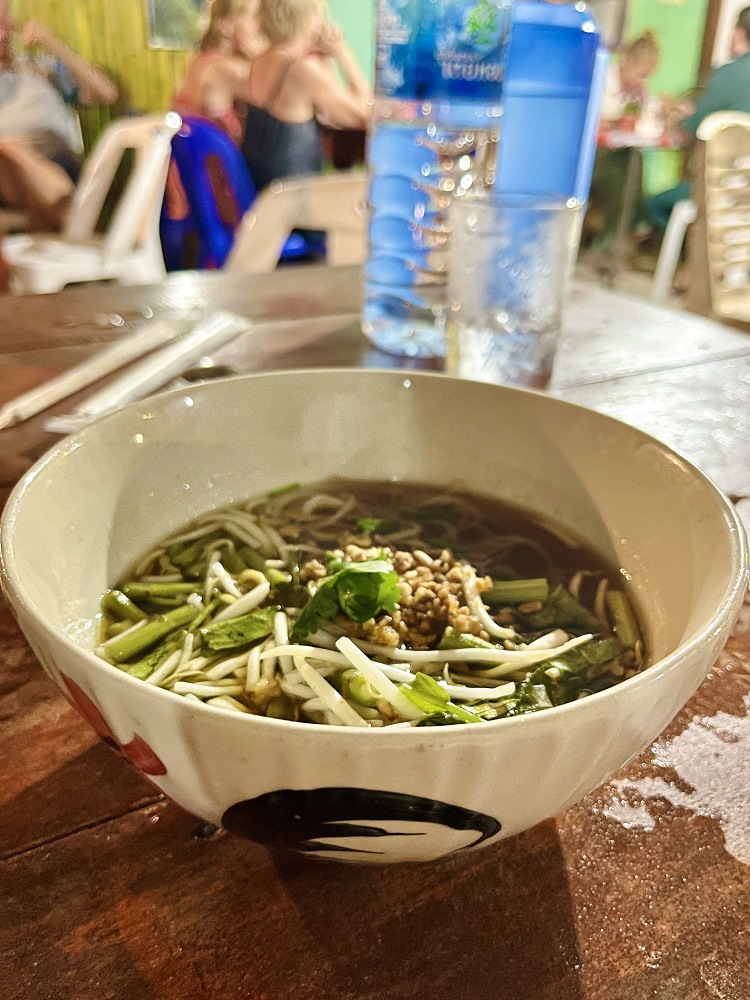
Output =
[
  {"x1": 645, "y1": 7, "x2": 750, "y2": 234},
  {"x1": 173, "y1": 0, "x2": 266, "y2": 144},
  {"x1": 600, "y1": 30, "x2": 661, "y2": 125},
  {"x1": 238, "y1": 0, "x2": 370, "y2": 191}
]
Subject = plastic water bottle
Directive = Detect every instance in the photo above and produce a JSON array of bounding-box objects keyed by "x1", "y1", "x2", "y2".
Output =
[
  {"x1": 494, "y1": 0, "x2": 602, "y2": 199},
  {"x1": 362, "y1": 0, "x2": 513, "y2": 358}
]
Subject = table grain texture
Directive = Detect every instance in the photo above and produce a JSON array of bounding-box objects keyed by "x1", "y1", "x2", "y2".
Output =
[{"x1": 1, "y1": 266, "x2": 749, "y2": 1000}]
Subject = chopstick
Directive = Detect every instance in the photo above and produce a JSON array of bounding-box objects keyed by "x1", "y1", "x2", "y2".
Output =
[
  {"x1": 44, "y1": 311, "x2": 253, "y2": 434},
  {"x1": 0, "y1": 317, "x2": 190, "y2": 431}
]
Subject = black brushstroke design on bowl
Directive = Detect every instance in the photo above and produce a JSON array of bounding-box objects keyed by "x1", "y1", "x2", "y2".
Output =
[{"x1": 222, "y1": 787, "x2": 501, "y2": 856}]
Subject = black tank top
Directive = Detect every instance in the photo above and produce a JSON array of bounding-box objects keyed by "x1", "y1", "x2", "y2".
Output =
[{"x1": 241, "y1": 58, "x2": 322, "y2": 192}]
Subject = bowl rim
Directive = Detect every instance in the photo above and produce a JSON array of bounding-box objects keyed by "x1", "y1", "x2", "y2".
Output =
[{"x1": 2, "y1": 367, "x2": 748, "y2": 740}]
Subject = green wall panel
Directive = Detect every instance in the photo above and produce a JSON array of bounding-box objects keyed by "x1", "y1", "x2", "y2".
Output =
[{"x1": 328, "y1": 0, "x2": 376, "y2": 83}]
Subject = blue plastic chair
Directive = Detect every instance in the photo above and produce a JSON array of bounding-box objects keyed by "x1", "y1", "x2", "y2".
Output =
[{"x1": 160, "y1": 115, "x2": 309, "y2": 270}]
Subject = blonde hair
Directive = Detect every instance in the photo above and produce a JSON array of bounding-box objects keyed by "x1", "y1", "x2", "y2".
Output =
[
  {"x1": 621, "y1": 30, "x2": 660, "y2": 66},
  {"x1": 199, "y1": 0, "x2": 253, "y2": 52},
  {"x1": 258, "y1": 0, "x2": 325, "y2": 44}
]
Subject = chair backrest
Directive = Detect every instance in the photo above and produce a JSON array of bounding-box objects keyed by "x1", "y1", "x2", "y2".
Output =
[
  {"x1": 64, "y1": 113, "x2": 181, "y2": 261},
  {"x1": 77, "y1": 103, "x2": 116, "y2": 157},
  {"x1": 166, "y1": 115, "x2": 258, "y2": 268},
  {"x1": 225, "y1": 171, "x2": 368, "y2": 274},
  {"x1": 695, "y1": 110, "x2": 750, "y2": 319}
]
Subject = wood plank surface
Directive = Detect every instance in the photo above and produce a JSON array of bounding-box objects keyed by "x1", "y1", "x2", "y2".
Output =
[
  {"x1": 1, "y1": 266, "x2": 749, "y2": 1000},
  {"x1": 2, "y1": 627, "x2": 748, "y2": 1000},
  {"x1": 0, "y1": 607, "x2": 161, "y2": 858}
]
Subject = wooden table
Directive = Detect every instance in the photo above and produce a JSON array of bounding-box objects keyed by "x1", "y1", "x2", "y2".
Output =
[
  {"x1": 595, "y1": 128, "x2": 683, "y2": 287},
  {"x1": 1, "y1": 267, "x2": 749, "y2": 1000}
]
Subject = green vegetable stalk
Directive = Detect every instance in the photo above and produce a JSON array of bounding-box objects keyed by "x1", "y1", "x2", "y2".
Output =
[
  {"x1": 339, "y1": 668, "x2": 380, "y2": 707},
  {"x1": 483, "y1": 578, "x2": 549, "y2": 607},
  {"x1": 104, "y1": 604, "x2": 196, "y2": 664},
  {"x1": 199, "y1": 606, "x2": 277, "y2": 654},
  {"x1": 439, "y1": 627, "x2": 497, "y2": 651},
  {"x1": 605, "y1": 591, "x2": 641, "y2": 650},
  {"x1": 102, "y1": 589, "x2": 148, "y2": 623},
  {"x1": 518, "y1": 583, "x2": 601, "y2": 634},
  {"x1": 127, "y1": 630, "x2": 187, "y2": 680},
  {"x1": 121, "y1": 582, "x2": 199, "y2": 605}
]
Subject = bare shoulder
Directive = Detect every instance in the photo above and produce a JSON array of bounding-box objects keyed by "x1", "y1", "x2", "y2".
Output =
[
  {"x1": 206, "y1": 55, "x2": 251, "y2": 84},
  {"x1": 289, "y1": 54, "x2": 330, "y2": 86}
]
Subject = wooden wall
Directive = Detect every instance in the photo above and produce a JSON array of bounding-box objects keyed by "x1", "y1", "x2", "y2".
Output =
[{"x1": 10, "y1": 0, "x2": 191, "y2": 113}]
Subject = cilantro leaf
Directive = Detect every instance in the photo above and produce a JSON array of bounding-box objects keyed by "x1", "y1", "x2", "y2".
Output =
[
  {"x1": 291, "y1": 559, "x2": 401, "y2": 641},
  {"x1": 337, "y1": 570, "x2": 386, "y2": 621},
  {"x1": 291, "y1": 578, "x2": 340, "y2": 641}
]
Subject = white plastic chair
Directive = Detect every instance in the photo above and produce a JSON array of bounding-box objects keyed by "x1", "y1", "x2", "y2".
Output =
[
  {"x1": 650, "y1": 198, "x2": 697, "y2": 300},
  {"x1": 3, "y1": 113, "x2": 181, "y2": 294},
  {"x1": 225, "y1": 171, "x2": 368, "y2": 274},
  {"x1": 694, "y1": 111, "x2": 750, "y2": 322}
]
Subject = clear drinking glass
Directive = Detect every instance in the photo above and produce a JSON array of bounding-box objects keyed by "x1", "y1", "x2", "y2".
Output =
[{"x1": 446, "y1": 193, "x2": 582, "y2": 389}]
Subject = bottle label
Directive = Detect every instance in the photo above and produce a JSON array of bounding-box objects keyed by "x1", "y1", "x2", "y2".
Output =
[{"x1": 375, "y1": 0, "x2": 511, "y2": 103}]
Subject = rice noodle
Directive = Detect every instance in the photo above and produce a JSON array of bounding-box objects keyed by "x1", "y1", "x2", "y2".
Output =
[
  {"x1": 460, "y1": 567, "x2": 517, "y2": 641},
  {"x1": 179, "y1": 632, "x2": 195, "y2": 667},
  {"x1": 292, "y1": 654, "x2": 368, "y2": 727},
  {"x1": 273, "y1": 612, "x2": 294, "y2": 675},
  {"x1": 352, "y1": 635, "x2": 593, "y2": 672},
  {"x1": 102, "y1": 478, "x2": 636, "y2": 728},
  {"x1": 336, "y1": 638, "x2": 424, "y2": 721},
  {"x1": 219, "y1": 514, "x2": 275, "y2": 554},
  {"x1": 206, "y1": 695, "x2": 252, "y2": 714},
  {"x1": 206, "y1": 651, "x2": 252, "y2": 681},
  {"x1": 246, "y1": 645, "x2": 262, "y2": 692},
  {"x1": 146, "y1": 648, "x2": 184, "y2": 687},
  {"x1": 213, "y1": 580, "x2": 271, "y2": 622},
  {"x1": 209, "y1": 561, "x2": 243, "y2": 600}
]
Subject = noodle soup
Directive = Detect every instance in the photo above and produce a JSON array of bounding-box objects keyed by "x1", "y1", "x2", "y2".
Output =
[{"x1": 96, "y1": 479, "x2": 646, "y2": 727}]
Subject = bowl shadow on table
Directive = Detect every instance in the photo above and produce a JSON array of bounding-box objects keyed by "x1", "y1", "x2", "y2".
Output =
[
  {"x1": 2, "y1": 755, "x2": 584, "y2": 1000},
  {"x1": 262, "y1": 823, "x2": 585, "y2": 1000}
]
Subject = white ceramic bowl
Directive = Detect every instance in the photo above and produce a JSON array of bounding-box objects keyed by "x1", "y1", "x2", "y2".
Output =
[{"x1": 2, "y1": 370, "x2": 747, "y2": 863}]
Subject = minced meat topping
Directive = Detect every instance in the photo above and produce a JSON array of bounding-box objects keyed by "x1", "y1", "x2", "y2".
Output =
[{"x1": 299, "y1": 540, "x2": 493, "y2": 650}]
